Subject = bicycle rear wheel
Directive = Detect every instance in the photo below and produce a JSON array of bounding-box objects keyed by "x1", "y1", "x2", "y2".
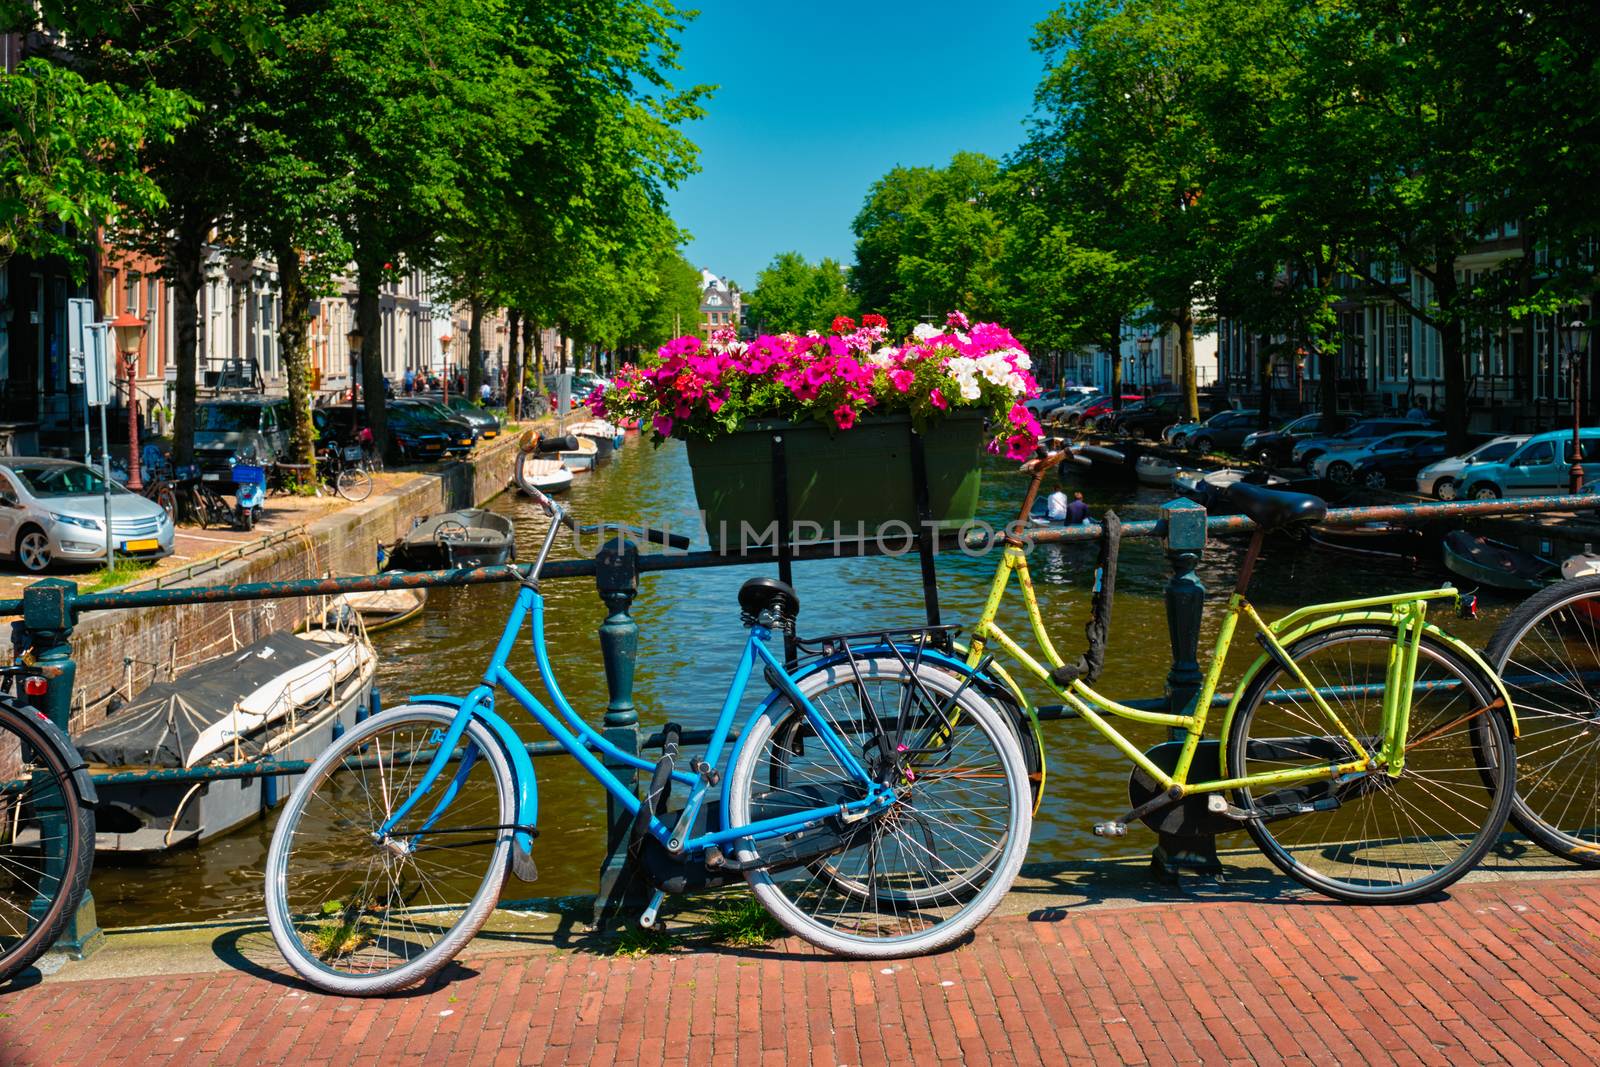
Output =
[
  {"x1": 0, "y1": 704, "x2": 94, "y2": 986},
  {"x1": 1485, "y1": 576, "x2": 1600, "y2": 864},
  {"x1": 336, "y1": 466, "x2": 374, "y2": 502},
  {"x1": 726, "y1": 657, "x2": 1031, "y2": 957},
  {"x1": 265, "y1": 705, "x2": 514, "y2": 995},
  {"x1": 1226, "y1": 624, "x2": 1514, "y2": 902}
]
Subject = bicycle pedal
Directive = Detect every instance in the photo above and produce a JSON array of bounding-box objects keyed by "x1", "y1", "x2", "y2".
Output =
[{"x1": 1093, "y1": 821, "x2": 1127, "y2": 838}]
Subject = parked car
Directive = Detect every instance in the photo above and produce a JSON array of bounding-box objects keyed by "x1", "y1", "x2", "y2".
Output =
[
  {"x1": 390, "y1": 399, "x2": 479, "y2": 455},
  {"x1": 1348, "y1": 436, "x2": 1459, "y2": 490},
  {"x1": 418, "y1": 392, "x2": 502, "y2": 438},
  {"x1": 1417, "y1": 435, "x2": 1528, "y2": 499},
  {"x1": 1291, "y1": 418, "x2": 1432, "y2": 469},
  {"x1": 313, "y1": 405, "x2": 453, "y2": 465},
  {"x1": 1109, "y1": 393, "x2": 1225, "y2": 438},
  {"x1": 194, "y1": 397, "x2": 292, "y2": 479},
  {"x1": 1074, "y1": 394, "x2": 1143, "y2": 427},
  {"x1": 1312, "y1": 430, "x2": 1445, "y2": 483},
  {"x1": 1458, "y1": 429, "x2": 1600, "y2": 499},
  {"x1": 1169, "y1": 409, "x2": 1260, "y2": 454},
  {"x1": 0, "y1": 458, "x2": 175, "y2": 573},
  {"x1": 1241, "y1": 412, "x2": 1361, "y2": 466},
  {"x1": 1043, "y1": 390, "x2": 1105, "y2": 422},
  {"x1": 1026, "y1": 385, "x2": 1098, "y2": 418}
]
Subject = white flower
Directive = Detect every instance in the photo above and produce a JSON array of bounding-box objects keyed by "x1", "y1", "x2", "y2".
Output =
[
  {"x1": 977, "y1": 353, "x2": 1013, "y2": 387},
  {"x1": 955, "y1": 331, "x2": 971, "y2": 345},
  {"x1": 1005, "y1": 371, "x2": 1028, "y2": 394},
  {"x1": 946, "y1": 356, "x2": 977, "y2": 377},
  {"x1": 913, "y1": 323, "x2": 943, "y2": 342},
  {"x1": 867, "y1": 346, "x2": 898, "y2": 367},
  {"x1": 956, "y1": 372, "x2": 981, "y2": 400}
]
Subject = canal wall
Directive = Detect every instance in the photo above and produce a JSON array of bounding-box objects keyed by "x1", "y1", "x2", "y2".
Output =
[{"x1": 60, "y1": 428, "x2": 541, "y2": 735}]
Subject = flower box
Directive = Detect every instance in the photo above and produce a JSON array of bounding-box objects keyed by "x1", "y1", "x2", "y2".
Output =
[{"x1": 685, "y1": 412, "x2": 987, "y2": 537}]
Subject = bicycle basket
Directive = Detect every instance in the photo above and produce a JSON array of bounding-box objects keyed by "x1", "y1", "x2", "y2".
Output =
[
  {"x1": 340, "y1": 445, "x2": 364, "y2": 462},
  {"x1": 231, "y1": 464, "x2": 267, "y2": 484}
]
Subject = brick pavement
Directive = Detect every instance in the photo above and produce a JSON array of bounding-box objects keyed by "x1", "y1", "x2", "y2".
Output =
[{"x1": 6, "y1": 876, "x2": 1600, "y2": 1066}]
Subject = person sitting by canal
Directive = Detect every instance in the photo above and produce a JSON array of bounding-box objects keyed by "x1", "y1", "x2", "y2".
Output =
[
  {"x1": 1406, "y1": 395, "x2": 1428, "y2": 421},
  {"x1": 1064, "y1": 491, "x2": 1090, "y2": 525},
  {"x1": 1046, "y1": 482, "x2": 1071, "y2": 522}
]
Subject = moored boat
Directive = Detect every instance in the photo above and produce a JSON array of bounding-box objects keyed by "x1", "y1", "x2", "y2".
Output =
[
  {"x1": 1134, "y1": 453, "x2": 1179, "y2": 488},
  {"x1": 1441, "y1": 530, "x2": 1557, "y2": 591},
  {"x1": 387, "y1": 508, "x2": 516, "y2": 570},
  {"x1": 320, "y1": 587, "x2": 428, "y2": 634},
  {"x1": 559, "y1": 435, "x2": 599, "y2": 472},
  {"x1": 75, "y1": 629, "x2": 376, "y2": 852},
  {"x1": 516, "y1": 454, "x2": 573, "y2": 495},
  {"x1": 1309, "y1": 521, "x2": 1428, "y2": 560},
  {"x1": 1173, "y1": 468, "x2": 1288, "y2": 512},
  {"x1": 567, "y1": 419, "x2": 621, "y2": 460}
]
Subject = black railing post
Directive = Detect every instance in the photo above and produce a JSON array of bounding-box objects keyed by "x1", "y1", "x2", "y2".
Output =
[
  {"x1": 592, "y1": 536, "x2": 645, "y2": 924},
  {"x1": 21, "y1": 578, "x2": 104, "y2": 959},
  {"x1": 1153, "y1": 499, "x2": 1223, "y2": 878}
]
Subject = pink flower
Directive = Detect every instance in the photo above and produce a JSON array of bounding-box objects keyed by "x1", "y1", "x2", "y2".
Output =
[
  {"x1": 947, "y1": 310, "x2": 970, "y2": 330},
  {"x1": 652, "y1": 414, "x2": 674, "y2": 437},
  {"x1": 889, "y1": 368, "x2": 916, "y2": 393},
  {"x1": 929, "y1": 387, "x2": 948, "y2": 410},
  {"x1": 1004, "y1": 432, "x2": 1035, "y2": 461},
  {"x1": 833, "y1": 404, "x2": 856, "y2": 430},
  {"x1": 708, "y1": 393, "x2": 726, "y2": 413}
]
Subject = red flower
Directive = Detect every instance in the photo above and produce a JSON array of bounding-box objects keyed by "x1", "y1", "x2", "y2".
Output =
[
  {"x1": 862, "y1": 314, "x2": 888, "y2": 329},
  {"x1": 833, "y1": 404, "x2": 856, "y2": 430},
  {"x1": 831, "y1": 315, "x2": 857, "y2": 334}
]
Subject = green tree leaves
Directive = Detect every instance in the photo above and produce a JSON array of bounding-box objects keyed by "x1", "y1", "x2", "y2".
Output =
[{"x1": 746, "y1": 252, "x2": 855, "y2": 335}]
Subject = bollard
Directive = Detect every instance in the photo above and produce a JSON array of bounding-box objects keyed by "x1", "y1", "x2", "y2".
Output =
[
  {"x1": 1152, "y1": 499, "x2": 1223, "y2": 879},
  {"x1": 21, "y1": 579, "x2": 104, "y2": 959},
  {"x1": 593, "y1": 536, "x2": 645, "y2": 924}
]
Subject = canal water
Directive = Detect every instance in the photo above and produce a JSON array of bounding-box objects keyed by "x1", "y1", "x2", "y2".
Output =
[{"x1": 90, "y1": 436, "x2": 1515, "y2": 927}]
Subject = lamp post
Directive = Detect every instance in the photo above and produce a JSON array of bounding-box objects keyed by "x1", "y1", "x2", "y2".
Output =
[
  {"x1": 346, "y1": 326, "x2": 363, "y2": 433},
  {"x1": 439, "y1": 334, "x2": 453, "y2": 403},
  {"x1": 1567, "y1": 318, "x2": 1591, "y2": 494},
  {"x1": 109, "y1": 311, "x2": 147, "y2": 491},
  {"x1": 1137, "y1": 335, "x2": 1153, "y2": 393}
]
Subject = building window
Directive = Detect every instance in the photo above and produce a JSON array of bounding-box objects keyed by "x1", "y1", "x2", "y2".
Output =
[
  {"x1": 260, "y1": 291, "x2": 276, "y2": 375},
  {"x1": 124, "y1": 274, "x2": 139, "y2": 314},
  {"x1": 145, "y1": 278, "x2": 160, "y2": 377}
]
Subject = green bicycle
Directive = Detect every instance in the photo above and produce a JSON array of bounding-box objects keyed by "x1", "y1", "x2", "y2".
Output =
[{"x1": 954, "y1": 443, "x2": 1518, "y2": 903}]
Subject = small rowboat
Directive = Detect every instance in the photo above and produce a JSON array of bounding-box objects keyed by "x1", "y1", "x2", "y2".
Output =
[
  {"x1": 1134, "y1": 453, "x2": 1179, "y2": 488},
  {"x1": 388, "y1": 508, "x2": 516, "y2": 570},
  {"x1": 1442, "y1": 530, "x2": 1557, "y2": 592},
  {"x1": 567, "y1": 419, "x2": 622, "y2": 460},
  {"x1": 559, "y1": 435, "x2": 599, "y2": 472},
  {"x1": 1173, "y1": 468, "x2": 1288, "y2": 512},
  {"x1": 1309, "y1": 521, "x2": 1428, "y2": 560},
  {"x1": 333, "y1": 588, "x2": 427, "y2": 634},
  {"x1": 517, "y1": 454, "x2": 573, "y2": 495}
]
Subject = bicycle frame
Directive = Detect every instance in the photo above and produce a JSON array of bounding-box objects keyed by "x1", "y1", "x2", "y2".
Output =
[
  {"x1": 967, "y1": 538, "x2": 1473, "y2": 798},
  {"x1": 376, "y1": 580, "x2": 893, "y2": 860}
]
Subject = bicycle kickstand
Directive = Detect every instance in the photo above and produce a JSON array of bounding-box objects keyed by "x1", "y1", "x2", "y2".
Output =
[{"x1": 640, "y1": 889, "x2": 667, "y2": 929}]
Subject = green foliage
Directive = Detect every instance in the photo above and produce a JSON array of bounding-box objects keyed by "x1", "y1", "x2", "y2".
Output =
[
  {"x1": 701, "y1": 896, "x2": 783, "y2": 947},
  {"x1": 850, "y1": 153, "x2": 1007, "y2": 335},
  {"x1": 745, "y1": 252, "x2": 856, "y2": 335},
  {"x1": 0, "y1": 59, "x2": 189, "y2": 275}
]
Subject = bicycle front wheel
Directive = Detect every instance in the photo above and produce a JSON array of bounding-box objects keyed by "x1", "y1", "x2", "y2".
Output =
[
  {"x1": 336, "y1": 467, "x2": 374, "y2": 502},
  {"x1": 265, "y1": 705, "x2": 514, "y2": 995},
  {"x1": 1226, "y1": 625, "x2": 1514, "y2": 902},
  {"x1": 1485, "y1": 576, "x2": 1600, "y2": 864},
  {"x1": 0, "y1": 705, "x2": 95, "y2": 986},
  {"x1": 726, "y1": 657, "x2": 1031, "y2": 958}
]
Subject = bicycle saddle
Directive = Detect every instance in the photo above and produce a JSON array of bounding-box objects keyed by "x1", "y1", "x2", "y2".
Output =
[
  {"x1": 1224, "y1": 481, "x2": 1328, "y2": 527},
  {"x1": 738, "y1": 577, "x2": 800, "y2": 627}
]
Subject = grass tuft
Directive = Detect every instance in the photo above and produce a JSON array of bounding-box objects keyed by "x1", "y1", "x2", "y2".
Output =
[
  {"x1": 80, "y1": 559, "x2": 156, "y2": 593},
  {"x1": 702, "y1": 896, "x2": 783, "y2": 948},
  {"x1": 611, "y1": 924, "x2": 679, "y2": 958}
]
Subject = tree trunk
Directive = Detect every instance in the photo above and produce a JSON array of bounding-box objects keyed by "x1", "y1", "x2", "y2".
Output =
[
  {"x1": 356, "y1": 248, "x2": 388, "y2": 462},
  {"x1": 505, "y1": 309, "x2": 522, "y2": 421},
  {"x1": 1108, "y1": 315, "x2": 1123, "y2": 413},
  {"x1": 169, "y1": 216, "x2": 208, "y2": 466},
  {"x1": 531, "y1": 319, "x2": 545, "y2": 383},
  {"x1": 274, "y1": 242, "x2": 316, "y2": 475},
  {"x1": 1177, "y1": 304, "x2": 1198, "y2": 420},
  {"x1": 466, "y1": 295, "x2": 484, "y2": 399},
  {"x1": 1434, "y1": 253, "x2": 1468, "y2": 451}
]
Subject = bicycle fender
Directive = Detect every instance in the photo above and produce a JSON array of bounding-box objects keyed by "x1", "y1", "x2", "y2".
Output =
[
  {"x1": 1218, "y1": 613, "x2": 1518, "y2": 777},
  {"x1": 3, "y1": 700, "x2": 97, "y2": 806}
]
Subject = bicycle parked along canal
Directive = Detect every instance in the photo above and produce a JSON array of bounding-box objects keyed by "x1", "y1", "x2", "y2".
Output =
[
  {"x1": 0, "y1": 664, "x2": 95, "y2": 987},
  {"x1": 942, "y1": 441, "x2": 1518, "y2": 903},
  {"x1": 264, "y1": 432, "x2": 1033, "y2": 995}
]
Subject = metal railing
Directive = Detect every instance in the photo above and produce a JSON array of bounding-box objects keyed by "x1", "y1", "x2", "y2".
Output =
[{"x1": 3, "y1": 489, "x2": 1595, "y2": 961}]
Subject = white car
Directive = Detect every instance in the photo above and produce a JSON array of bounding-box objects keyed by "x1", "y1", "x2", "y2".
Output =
[
  {"x1": 1043, "y1": 390, "x2": 1106, "y2": 422},
  {"x1": 1312, "y1": 430, "x2": 1444, "y2": 483},
  {"x1": 0, "y1": 458, "x2": 175, "y2": 573},
  {"x1": 1417, "y1": 435, "x2": 1529, "y2": 499},
  {"x1": 1028, "y1": 385, "x2": 1098, "y2": 418}
]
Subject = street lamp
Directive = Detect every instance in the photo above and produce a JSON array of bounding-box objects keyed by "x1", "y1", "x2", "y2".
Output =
[
  {"x1": 1137, "y1": 335, "x2": 1153, "y2": 392},
  {"x1": 110, "y1": 310, "x2": 147, "y2": 490},
  {"x1": 1567, "y1": 318, "x2": 1591, "y2": 493},
  {"x1": 439, "y1": 334, "x2": 453, "y2": 402},
  {"x1": 346, "y1": 326, "x2": 363, "y2": 430}
]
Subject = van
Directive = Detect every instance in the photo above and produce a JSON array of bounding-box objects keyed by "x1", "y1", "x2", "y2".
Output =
[
  {"x1": 1458, "y1": 428, "x2": 1600, "y2": 499},
  {"x1": 193, "y1": 397, "x2": 292, "y2": 479}
]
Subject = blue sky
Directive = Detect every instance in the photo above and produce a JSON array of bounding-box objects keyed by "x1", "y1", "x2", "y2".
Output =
[{"x1": 664, "y1": 1, "x2": 1056, "y2": 289}]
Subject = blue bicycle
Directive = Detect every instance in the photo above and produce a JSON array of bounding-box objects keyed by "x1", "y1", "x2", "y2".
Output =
[{"x1": 265, "y1": 433, "x2": 1032, "y2": 994}]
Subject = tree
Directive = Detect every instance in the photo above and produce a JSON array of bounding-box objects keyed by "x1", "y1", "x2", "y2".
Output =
[
  {"x1": 745, "y1": 252, "x2": 856, "y2": 334},
  {"x1": 0, "y1": 58, "x2": 188, "y2": 275}
]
